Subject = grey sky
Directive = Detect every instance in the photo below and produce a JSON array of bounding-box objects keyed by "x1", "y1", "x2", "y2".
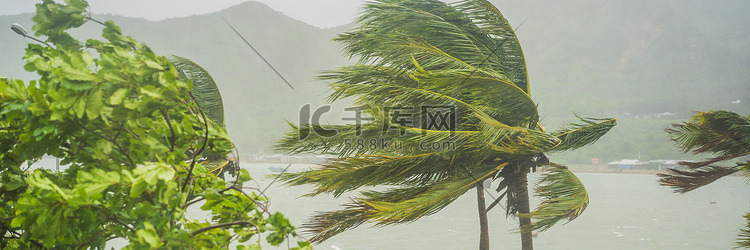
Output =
[{"x1": 0, "y1": 0, "x2": 365, "y2": 28}]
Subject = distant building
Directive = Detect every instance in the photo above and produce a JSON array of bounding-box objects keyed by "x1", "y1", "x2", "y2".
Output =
[
  {"x1": 608, "y1": 159, "x2": 692, "y2": 171},
  {"x1": 608, "y1": 159, "x2": 650, "y2": 170},
  {"x1": 657, "y1": 112, "x2": 676, "y2": 119},
  {"x1": 650, "y1": 160, "x2": 692, "y2": 170}
]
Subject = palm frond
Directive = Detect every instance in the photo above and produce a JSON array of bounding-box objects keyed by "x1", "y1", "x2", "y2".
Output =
[
  {"x1": 410, "y1": 67, "x2": 539, "y2": 126},
  {"x1": 678, "y1": 152, "x2": 750, "y2": 169},
  {"x1": 199, "y1": 158, "x2": 229, "y2": 176},
  {"x1": 474, "y1": 113, "x2": 559, "y2": 155},
  {"x1": 550, "y1": 116, "x2": 617, "y2": 152},
  {"x1": 168, "y1": 55, "x2": 225, "y2": 128},
  {"x1": 667, "y1": 110, "x2": 750, "y2": 158},
  {"x1": 342, "y1": 0, "x2": 495, "y2": 71},
  {"x1": 297, "y1": 162, "x2": 507, "y2": 242},
  {"x1": 453, "y1": 0, "x2": 530, "y2": 93},
  {"x1": 518, "y1": 164, "x2": 589, "y2": 233},
  {"x1": 737, "y1": 212, "x2": 750, "y2": 248},
  {"x1": 301, "y1": 200, "x2": 376, "y2": 243},
  {"x1": 362, "y1": 162, "x2": 507, "y2": 224},
  {"x1": 277, "y1": 154, "x2": 488, "y2": 197},
  {"x1": 274, "y1": 118, "x2": 481, "y2": 157},
  {"x1": 274, "y1": 121, "x2": 360, "y2": 156},
  {"x1": 657, "y1": 165, "x2": 738, "y2": 193}
]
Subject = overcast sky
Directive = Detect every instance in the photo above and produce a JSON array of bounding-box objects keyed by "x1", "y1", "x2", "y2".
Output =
[{"x1": 0, "y1": 0, "x2": 366, "y2": 28}]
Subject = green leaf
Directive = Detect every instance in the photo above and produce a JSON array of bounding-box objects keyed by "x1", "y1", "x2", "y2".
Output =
[
  {"x1": 73, "y1": 96, "x2": 86, "y2": 119},
  {"x1": 61, "y1": 65, "x2": 96, "y2": 81},
  {"x1": 61, "y1": 79, "x2": 95, "y2": 90},
  {"x1": 140, "y1": 85, "x2": 162, "y2": 98},
  {"x1": 102, "y1": 71, "x2": 127, "y2": 84},
  {"x1": 135, "y1": 163, "x2": 176, "y2": 185},
  {"x1": 10, "y1": 216, "x2": 26, "y2": 228},
  {"x1": 239, "y1": 169, "x2": 252, "y2": 182},
  {"x1": 2, "y1": 176, "x2": 25, "y2": 191},
  {"x1": 145, "y1": 60, "x2": 164, "y2": 70},
  {"x1": 86, "y1": 88, "x2": 103, "y2": 120},
  {"x1": 291, "y1": 241, "x2": 313, "y2": 250},
  {"x1": 109, "y1": 88, "x2": 129, "y2": 105},
  {"x1": 238, "y1": 245, "x2": 261, "y2": 250},
  {"x1": 130, "y1": 180, "x2": 147, "y2": 198},
  {"x1": 136, "y1": 221, "x2": 161, "y2": 248}
]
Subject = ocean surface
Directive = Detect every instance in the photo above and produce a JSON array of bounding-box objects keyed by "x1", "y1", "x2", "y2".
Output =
[
  {"x1": 26, "y1": 160, "x2": 750, "y2": 249},
  {"x1": 252, "y1": 163, "x2": 750, "y2": 250}
]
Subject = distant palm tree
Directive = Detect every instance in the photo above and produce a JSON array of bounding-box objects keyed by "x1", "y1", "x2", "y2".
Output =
[
  {"x1": 658, "y1": 110, "x2": 750, "y2": 248},
  {"x1": 169, "y1": 56, "x2": 237, "y2": 178},
  {"x1": 276, "y1": 0, "x2": 615, "y2": 249}
]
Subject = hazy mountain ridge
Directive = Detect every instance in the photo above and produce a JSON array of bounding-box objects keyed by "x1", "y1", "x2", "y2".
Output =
[
  {"x1": 509, "y1": 0, "x2": 750, "y2": 122},
  {"x1": 0, "y1": 2, "x2": 353, "y2": 153},
  {"x1": 1, "y1": 1, "x2": 748, "y2": 160}
]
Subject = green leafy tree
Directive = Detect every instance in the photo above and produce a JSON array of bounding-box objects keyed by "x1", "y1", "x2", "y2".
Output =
[
  {"x1": 275, "y1": 0, "x2": 615, "y2": 249},
  {"x1": 658, "y1": 110, "x2": 750, "y2": 248},
  {"x1": 0, "y1": 0, "x2": 309, "y2": 249}
]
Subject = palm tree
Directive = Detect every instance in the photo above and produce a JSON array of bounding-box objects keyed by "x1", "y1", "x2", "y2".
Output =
[
  {"x1": 658, "y1": 110, "x2": 750, "y2": 248},
  {"x1": 169, "y1": 56, "x2": 237, "y2": 178},
  {"x1": 275, "y1": 0, "x2": 616, "y2": 249}
]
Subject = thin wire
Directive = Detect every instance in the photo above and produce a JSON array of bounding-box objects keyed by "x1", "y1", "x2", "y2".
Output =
[
  {"x1": 259, "y1": 164, "x2": 293, "y2": 197},
  {"x1": 455, "y1": 17, "x2": 528, "y2": 88},
  {"x1": 223, "y1": 18, "x2": 295, "y2": 90}
]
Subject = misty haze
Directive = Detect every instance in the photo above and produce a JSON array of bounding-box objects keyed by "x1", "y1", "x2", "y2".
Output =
[{"x1": 1, "y1": 0, "x2": 749, "y2": 249}]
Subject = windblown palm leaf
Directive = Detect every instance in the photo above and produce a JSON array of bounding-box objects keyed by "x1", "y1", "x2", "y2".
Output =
[
  {"x1": 550, "y1": 116, "x2": 617, "y2": 152},
  {"x1": 657, "y1": 165, "x2": 739, "y2": 193},
  {"x1": 169, "y1": 56, "x2": 234, "y2": 177},
  {"x1": 276, "y1": 0, "x2": 615, "y2": 247},
  {"x1": 658, "y1": 110, "x2": 750, "y2": 248},
  {"x1": 519, "y1": 164, "x2": 589, "y2": 233},
  {"x1": 666, "y1": 110, "x2": 750, "y2": 166},
  {"x1": 739, "y1": 212, "x2": 750, "y2": 248},
  {"x1": 169, "y1": 55, "x2": 225, "y2": 128},
  {"x1": 300, "y1": 162, "x2": 509, "y2": 242},
  {"x1": 453, "y1": 0, "x2": 530, "y2": 93}
]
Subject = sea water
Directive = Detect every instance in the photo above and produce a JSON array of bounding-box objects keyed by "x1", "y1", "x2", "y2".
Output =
[{"x1": 253, "y1": 163, "x2": 750, "y2": 250}]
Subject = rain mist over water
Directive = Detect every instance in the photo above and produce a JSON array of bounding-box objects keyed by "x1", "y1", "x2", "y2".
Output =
[{"x1": 250, "y1": 164, "x2": 750, "y2": 250}]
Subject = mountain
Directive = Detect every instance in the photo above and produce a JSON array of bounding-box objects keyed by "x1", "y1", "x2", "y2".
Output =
[
  {"x1": 497, "y1": 0, "x2": 750, "y2": 122},
  {"x1": 1, "y1": 2, "x2": 354, "y2": 154},
  {"x1": 1, "y1": 1, "x2": 748, "y2": 161}
]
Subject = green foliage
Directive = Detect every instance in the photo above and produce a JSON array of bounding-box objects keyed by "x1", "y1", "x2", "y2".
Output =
[
  {"x1": 518, "y1": 164, "x2": 588, "y2": 233},
  {"x1": 657, "y1": 110, "x2": 750, "y2": 248},
  {"x1": 739, "y1": 212, "x2": 750, "y2": 249},
  {"x1": 275, "y1": 0, "x2": 616, "y2": 246},
  {"x1": 667, "y1": 110, "x2": 750, "y2": 159},
  {"x1": 169, "y1": 55, "x2": 226, "y2": 129},
  {"x1": 0, "y1": 1, "x2": 304, "y2": 249}
]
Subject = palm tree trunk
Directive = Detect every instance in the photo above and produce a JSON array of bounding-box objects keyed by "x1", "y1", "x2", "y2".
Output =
[
  {"x1": 516, "y1": 173, "x2": 534, "y2": 250},
  {"x1": 476, "y1": 181, "x2": 490, "y2": 250}
]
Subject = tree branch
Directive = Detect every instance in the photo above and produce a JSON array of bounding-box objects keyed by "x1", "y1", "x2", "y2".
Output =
[
  {"x1": 191, "y1": 221, "x2": 257, "y2": 236},
  {"x1": 0, "y1": 222, "x2": 46, "y2": 249},
  {"x1": 160, "y1": 109, "x2": 176, "y2": 152},
  {"x1": 182, "y1": 94, "x2": 209, "y2": 192},
  {"x1": 182, "y1": 186, "x2": 234, "y2": 209},
  {"x1": 110, "y1": 217, "x2": 136, "y2": 233},
  {"x1": 69, "y1": 120, "x2": 134, "y2": 167}
]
